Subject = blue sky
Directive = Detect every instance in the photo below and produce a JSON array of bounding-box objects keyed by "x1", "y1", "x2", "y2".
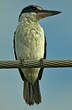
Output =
[{"x1": 0, "y1": 0, "x2": 72, "y2": 110}]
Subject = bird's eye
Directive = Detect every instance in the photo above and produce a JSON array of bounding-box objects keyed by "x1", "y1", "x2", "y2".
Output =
[{"x1": 32, "y1": 7, "x2": 37, "y2": 10}]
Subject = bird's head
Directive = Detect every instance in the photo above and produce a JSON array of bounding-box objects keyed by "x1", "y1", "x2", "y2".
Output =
[{"x1": 19, "y1": 5, "x2": 61, "y2": 22}]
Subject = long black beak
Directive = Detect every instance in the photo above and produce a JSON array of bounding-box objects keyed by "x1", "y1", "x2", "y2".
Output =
[{"x1": 38, "y1": 10, "x2": 61, "y2": 18}]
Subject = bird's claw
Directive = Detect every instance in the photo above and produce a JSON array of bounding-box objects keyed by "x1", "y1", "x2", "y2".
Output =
[{"x1": 19, "y1": 57, "x2": 25, "y2": 65}]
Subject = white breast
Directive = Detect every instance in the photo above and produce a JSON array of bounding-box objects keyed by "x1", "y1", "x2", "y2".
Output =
[{"x1": 15, "y1": 22, "x2": 45, "y2": 83}]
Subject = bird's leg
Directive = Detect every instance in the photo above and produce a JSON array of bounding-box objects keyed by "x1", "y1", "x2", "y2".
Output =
[
  {"x1": 19, "y1": 57, "x2": 25, "y2": 66},
  {"x1": 40, "y1": 58, "x2": 44, "y2": 67}
]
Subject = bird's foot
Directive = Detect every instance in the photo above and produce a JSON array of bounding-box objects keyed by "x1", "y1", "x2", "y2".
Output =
[
  {"x1": 40, "y1": 58, "x2": 44, "y2": 67},
  {"x1": 19, "y1": 57, "x2": 25, "y2": 65}
]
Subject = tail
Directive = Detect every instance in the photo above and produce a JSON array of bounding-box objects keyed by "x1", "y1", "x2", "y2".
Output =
[{"x1": 23, "y1": 79, "x2": 41, "y2": 105}]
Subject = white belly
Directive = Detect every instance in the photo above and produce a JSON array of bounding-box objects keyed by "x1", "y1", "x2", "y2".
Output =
[{"x1": 15, "y1": 23, "x2": 45, "y2": 83}]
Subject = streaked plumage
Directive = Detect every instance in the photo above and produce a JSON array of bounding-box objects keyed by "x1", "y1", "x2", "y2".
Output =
[{"x1": 14, "y1": 5, "x2": 61, "y2": 105}]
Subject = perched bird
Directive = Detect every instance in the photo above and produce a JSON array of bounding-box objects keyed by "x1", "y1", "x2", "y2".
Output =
[{"x1": 14, "y1": 5, "x2": 61, "y2": 105}]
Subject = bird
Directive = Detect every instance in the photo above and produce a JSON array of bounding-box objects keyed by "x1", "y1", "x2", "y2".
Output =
[{"x1": 14, "y1": 5, "x2": 61, "y2": 105}]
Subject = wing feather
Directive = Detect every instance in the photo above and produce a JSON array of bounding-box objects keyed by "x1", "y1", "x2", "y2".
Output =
[{"x1": 13, "y1": 32, "x2": 26, "y2": 81}]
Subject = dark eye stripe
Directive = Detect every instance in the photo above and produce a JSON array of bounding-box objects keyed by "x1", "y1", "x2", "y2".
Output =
[
  {"x1": 19, "y1": 5, "x2": 43, "y2": 20},
  {"x1": 32, "y1": 7, "x2": 37, "y2": 10}
]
